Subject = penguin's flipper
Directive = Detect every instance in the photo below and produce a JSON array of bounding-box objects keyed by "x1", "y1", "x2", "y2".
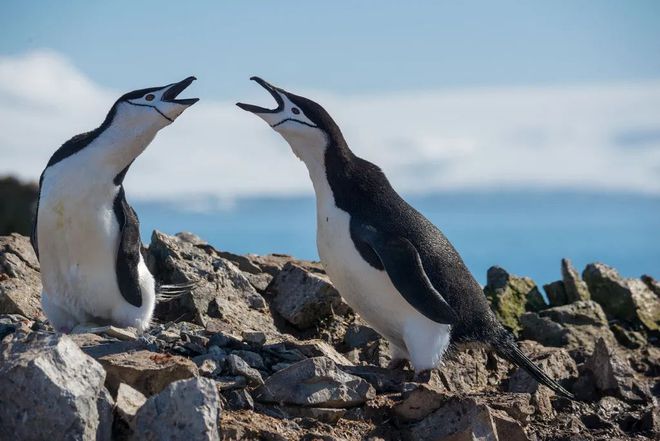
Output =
[
  {"x1": 113, "y1": 187, "x2": 143, "y2": 308},
  {"x1": 351, "y1": 221, "x2": 458, "y2": 325},
  {"x1": 31, "y1": 173, "x2": 44, "y2": 260}
]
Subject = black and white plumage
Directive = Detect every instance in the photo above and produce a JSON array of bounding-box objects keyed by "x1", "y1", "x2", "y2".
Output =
[
  {"x1": 32, "y1": 77, "x2": 198, "y2": 333},
  {"x1": 237, "y1": 77, "x2": 573, "y2": 398}
]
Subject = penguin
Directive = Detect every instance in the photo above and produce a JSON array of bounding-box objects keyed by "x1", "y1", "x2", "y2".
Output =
[
  {"x1": 31, "y1": 76, "x2": 199, "y2": 333},
  {"x1": 237, "y1": 77, "x2": 573, "y2": 399}
]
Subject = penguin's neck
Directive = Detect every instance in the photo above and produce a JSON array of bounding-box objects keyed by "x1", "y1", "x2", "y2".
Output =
[{"x1": 287, "y1": 131, "x2": 353, "y2": 211}]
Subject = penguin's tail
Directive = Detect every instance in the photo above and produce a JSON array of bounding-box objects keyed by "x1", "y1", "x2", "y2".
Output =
[
  {"x1": 491, "y1": 331, "x2": 575, "y2": 400},
  {"x1": 156, "y1": 280, "x2": 199, "y2": 302}
]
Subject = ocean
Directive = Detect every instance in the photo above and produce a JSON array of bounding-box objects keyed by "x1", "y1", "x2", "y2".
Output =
[{"x1": 134, "y1": 191, "x2": 660, "y2": 288}]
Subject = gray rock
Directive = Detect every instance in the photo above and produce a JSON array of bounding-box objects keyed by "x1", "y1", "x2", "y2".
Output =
[
  {"x1": 132, "y1": 377, "x2": 221, "y2": 441},
  {"x1": 507, "y1": 341, "x2": 577, "y2": 395},
  {"x1": 543, "y1": 280, "x2": 567, "y2": 307},
  {"x1": 227, "y1": 353, "x2": 264, "y2": 386},
  {"x1": 0, "y1": 233, "x2": 43, "y2": 320},
  {"x1": 231, "y1": 349, "x2": 265, "y2": 369},
  {"x1": 343, "y1": 324, "x2": 380, "y2": 349},
  {"x1": 225, "y1": 388, "x2": 255, "y2": 410},
  {"x1": 562, "y1": 258, "x2": 590, "y2": 302},
  {"x1": 520, "y1": 300, "x2": 616, "y2": 357},
  {"x1": 641, "y1": 274, "x2": 660, "y2": 297},
  {"x1": 0, "y1": 332, "x2": 108, "y2": 441},
  {"x1": 96, "y1": 387, "x2": 114, "y2": 441},
  {"x1": 583, "y1": 338, "x2": 652, "y2": 403},
  {"x1": 406, "y1": 397, "x2": 500, "y2": 441},
  {"x1": 270, "y1": 262, "x2": 351, "y2": 329},
  {"x1": 242, "y1": 330, "x2": 267, "y2": 345},
  {"x1": 113, "y1": 383, "x2": 147, "y2": 438},
  {"x1": 583, "y1": 262, "x2": 660, "y2": 331},
  {"x1": 254, "y1": 356, "x2": 375, "y2": 408},
  {"x1": 394, "y1": 384, "x2": 444, "y2": 422}
]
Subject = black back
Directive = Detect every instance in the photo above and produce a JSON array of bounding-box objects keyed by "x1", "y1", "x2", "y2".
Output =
[{"x1": 284, "y1": 91, "x2": 500, "y2": 342}]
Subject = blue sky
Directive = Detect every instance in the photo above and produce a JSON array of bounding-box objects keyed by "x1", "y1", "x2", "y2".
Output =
[
  {"x1": 1, "y1": 1, "x2": 660, "y2": 199},
  {"x1": 3, "y1": 1, "x2": 660, "y2": 97}
]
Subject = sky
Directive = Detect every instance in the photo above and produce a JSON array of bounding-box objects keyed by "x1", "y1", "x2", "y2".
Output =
[{"x1": 1, "y1": 1, "x2": 660, "y2": 200}]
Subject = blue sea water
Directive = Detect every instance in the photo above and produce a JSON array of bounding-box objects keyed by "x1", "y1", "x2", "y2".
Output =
[{"x1": 134, "y1": 191, "x2": 660, "y2": 288}]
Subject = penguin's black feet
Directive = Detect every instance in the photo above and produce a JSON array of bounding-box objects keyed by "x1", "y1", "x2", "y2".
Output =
[
  {"x1": 413, "y1": 369, "x2": 433, "y2": 384},
  {"x1": 387, "y1": 358, "x2": 410, "y2": 371}
]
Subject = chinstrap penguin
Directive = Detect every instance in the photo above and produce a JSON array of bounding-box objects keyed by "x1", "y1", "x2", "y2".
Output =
[
  {"x1": 32, "y1": 76, "x2": 199, "y2": 333},
  {"x1": 237, "y1": 77, "x2": 573, "y2": 399}
]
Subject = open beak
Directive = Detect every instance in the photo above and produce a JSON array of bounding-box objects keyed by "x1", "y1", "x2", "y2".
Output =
[
  {"x1": 161, "y1": 76, "x2": 199, "y2": 106},
  {"x1": 236, "y1": 76, "x2": 284, "y2": 113}
]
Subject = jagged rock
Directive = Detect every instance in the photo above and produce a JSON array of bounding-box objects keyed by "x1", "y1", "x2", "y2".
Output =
[
  {"x1": 254, "y1": 356, "x2": 375, "y2": 408},
  {"x1": 581, "y1": 338, "x2": 652, "y2": 403},
  {"x1": 0, "y1": 234, "x2": 43, "y2": 320},
  {"x1": 342, "y1": 324, "x2": 380, "y2": 350},
  {"x1": 562, "y1": 258, "x2": 590, "y2": 302},
  {"x1": 225, "y1": 389, "x2": 255, "y2": 410},
  {"x1": 132, "y1": 377, "x2": 221, "y2": 441},
  {"x1": 270, "y1": 262, "x2": 351, "y2": 329},
  {"x1": 544, "y1": 280, "x2": 567, "y2": 307},
  {"x1": 0, "y1": 176, "x2": 38, "y2": 236},
  {"x1": 112, "y1": 383, "x2": 146, "y2": 439},
  {"x1": 507, "y1": 341, "x2": 577, "y2": 395},
  {"x1": 0, "y1": 332, "x2": 108, "y2": 440},
  {"x1": 406, "y1": 397, "x2": 503, "y2": 441},
  {"x1": 491, "y1": 409, "x2": 530, "y2": 441},
  {"x1": 242, "y1": 330, "x2": 267, "y2": 345},
  {"x1": 484, "y1": 266, "x2": 546, "y2": 333},
  {"x1": 147, "y1": 231, "x2": 275, "y2": 335},
  {"x1": 98, "y1": 349, "x2": 198, "y2": 396},
  {"x1": 610, "y1": 323, "x2": 647, "y2": 349},
  {"x1": 226, "y1": 353, "x2": 264, "y2": 386},
  {"x1": 583, "y1": 263, "x2": 660, "y2": 330},
  {"x1": 520, "y1": 300, "x2": 615, "y2": 357},
  {"x1": 641, "y1": 274, "x2": 660, "y2": 297},
  {"x1": 284, "y1": 339, "x2": 354, "y2": 366}
]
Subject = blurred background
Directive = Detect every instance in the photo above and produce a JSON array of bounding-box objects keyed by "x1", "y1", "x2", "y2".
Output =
[{"x1": 1, "y1": 1, "x2": 659, "y2": 286}]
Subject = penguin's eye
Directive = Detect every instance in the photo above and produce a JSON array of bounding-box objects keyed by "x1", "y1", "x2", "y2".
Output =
[
  {"x1": 291, "y1": 107, "x2": 300, "y2": 115},
  {"x1": 145, "y1": 94, "x2": 155, "y2": 101}
]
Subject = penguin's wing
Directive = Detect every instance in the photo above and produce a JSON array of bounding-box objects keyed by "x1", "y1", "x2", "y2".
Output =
[
  {"x1": 113, "y1": 187, "x2": 143, "y2": 308},
  {"x1": 351, "y1": 221, "x2": 458, "y2": 325},
  {"x1": 30, "y1": 173, "x2": 44, "y2": 259}
]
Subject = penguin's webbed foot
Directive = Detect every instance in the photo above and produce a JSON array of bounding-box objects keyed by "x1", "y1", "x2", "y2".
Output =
[{"x1": 413, "y1": 369, "x2": 433, "y2": 384}]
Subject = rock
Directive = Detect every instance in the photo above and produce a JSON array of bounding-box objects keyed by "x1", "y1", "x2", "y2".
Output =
[
  {"x1": 147, "y1": 231, "x2": 276, "y2": 335},
  {"x1": 432, "y1": 346, "x2": 506, "y2": 395},
  {"x1": 562, "y1": 258, "x2": 590, "y2": 302},
  {"x1": 611, "y1": 323, "x2": 647, "y2": 349},
  {"x1": 406, "y1": 397, "x2": 500, "y2": 441},
  {"x1": 0, "y1": 176, "x2": 38, "y2": 236},
  {"x1": 230, "y1": 349, "x2": 265, "y2": 369},
  {"x1": 641, "y1": 274, "x2": 660, "y2": 297},
  {"x1": 582, "y1": 338, "x2": 652, "y2": 403},
  {"x1": 544, "y1": 280, "x2": 567, "y2": 307},
  {"x1": 254, "y1": 356, "x2": 375, "y2": 408},
  {"x1": 342, "y1": 324, "x2": 380, "y2": 350},
  {"x1": 98, "y1": 349, "x2": 198, "y2": 396},
  {"x1": 484, "y1": 266, "x2": 546, "y2": 333},
  {"x1": 341, "y1": 365, "x2": 407, "y2": 394},
  {"x1": 96, "y1": 387, "x2": 115, "y2": 441},
  {"x1": 583, "y1": 263, "x2": 660, "y2": 330},
  {"x1": 393, "y1": 384, "x2": 444, "y2": 422},
  {"x1": 225, "y1": 389, "x2": 255, "y2": 411},
  {"x1": 0, "y1": 332, "x2": 108, "y2": 440},
  {"x1": 0, "y1": 233, "x2": 43, "y2": 320},
  {"x1": 285, "y1": 339, "x2": 354, "y2": 366},
  {"x1": 112, "y1": 383, "x2": 147, "y2": 439},
  {"x1": 507, "y1": 341, "x2": 577, "y2": 395},
  {"x1": 132, "y1": 377, "x2": 221, "y2": 441},
  {"x1": 226, "y1": 353, "x2": 264, "y2": 386},
  {"x1": 242, "y1": 330, "x2": 267, "y2": 345},
  {"x1": 279, "y1": 406, "x2": 346, "y2": 424},
  {"x1": 520, "y1": 300, "x2": 616, "y2": 357},
  {"x1": 491, "y1": 409, "x2": 530, "y2": 441},
  {"x1": 270, "y1": 262, "x2": 351, "y2": 329}
]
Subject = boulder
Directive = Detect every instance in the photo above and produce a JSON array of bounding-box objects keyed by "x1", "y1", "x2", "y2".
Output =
[
  {"x1": 562, "y1": 258, "x2": 590, "y2": 302},
  {"x1": 147, "y1": 231, "x2": 275, "y2": 335},
  {"x1": 520, "y1": 300, "x2": 616, "y2": 357},
  {"x1": 0, "y1": 332, "x2": 108, "y2": 440},
  {"x1": 98, "y1": 349, "x2": 198, "y2": 396},
  {"x1": 226, "y1": 353, "x2": 264, "y2": 386},
  {"x1": 507, "y1": 341, "x2": 577, "y2": 395},
  {"x1": 543, "y1": 280, "x2": 567, "y2": 307},
  {"x1": 254, "y1": 356, "x2": 375, "y2": 408},
  {"x1": 132, "y1": 377, "x2": 221, "y2": 441},
  {"x1": 583, "y1": 263, "x2": 660, "y2": 330},
  {"x1": 270, "y1": 262, "x2": 351, "y2": 329},
  {"x1": 484, "y1": 266, "x2": 546, "y2": 333},
  {"x1": 0, "y1": 234, "x2": 43, "y2": 320}
]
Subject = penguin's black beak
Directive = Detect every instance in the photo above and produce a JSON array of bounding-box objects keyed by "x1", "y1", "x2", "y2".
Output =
[
  {"x1": 161, "y1": 76, "x2": 199, "y2": 106},
  {"x1": 236, "y1": 76, "x2": 284, "y2": 114}
]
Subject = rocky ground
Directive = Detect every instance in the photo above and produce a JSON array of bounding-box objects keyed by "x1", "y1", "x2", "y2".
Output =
[{"x1": 0, "y1": 231, "x2": 658, "y2": 440}]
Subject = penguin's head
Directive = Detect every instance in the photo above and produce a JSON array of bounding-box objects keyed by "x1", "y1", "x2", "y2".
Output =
[
  {"x1": 237, "y1": 77, "x2": 343, "y2": 162},
  {"x1": 114, "y1": 76, "x2": 199, "y2": 128}
]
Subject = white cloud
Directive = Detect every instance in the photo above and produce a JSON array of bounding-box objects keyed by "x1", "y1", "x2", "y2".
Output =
[{"x1": 1, "y1": 50, "x2": 660, "y2": 200}]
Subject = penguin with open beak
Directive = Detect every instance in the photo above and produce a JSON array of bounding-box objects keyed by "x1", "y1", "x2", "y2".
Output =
[{"x1": 237, "y1": 77, "x2": 573, "y2": 399}]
